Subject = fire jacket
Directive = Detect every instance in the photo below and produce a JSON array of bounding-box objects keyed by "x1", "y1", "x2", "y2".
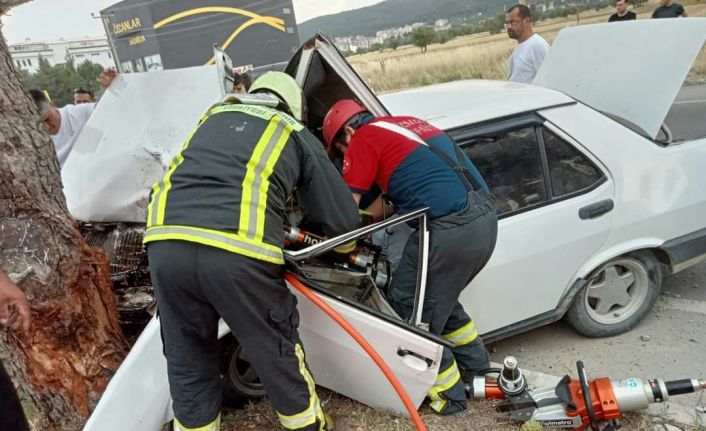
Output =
[{"x1": 144, "y1": 103, "x2": 359, "y2": 264}]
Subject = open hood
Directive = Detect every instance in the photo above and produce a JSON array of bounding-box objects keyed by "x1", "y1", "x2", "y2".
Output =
[
  {"x1": 62, "y1": 66, "x2": 225, "y2": 223},
  {"x1": 534, "y1": 19, "x2": 706, "y2": 140}
]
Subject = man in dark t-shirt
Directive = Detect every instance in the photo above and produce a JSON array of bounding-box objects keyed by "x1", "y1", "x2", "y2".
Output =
[
  {"x1": 652, "y1": 0, "x2": 688, "y2": 18},
  {"x1": 609, "y1": 0, "x2": 637, "y2": 21}
]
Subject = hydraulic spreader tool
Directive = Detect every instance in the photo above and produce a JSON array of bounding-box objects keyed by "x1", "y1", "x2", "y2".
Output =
[
  {"x1": 469, "y1": 357, "x2": 706, "y2": 430},
  {"x1": 284, "y1": 226, "x2": 390, "y2": 288}
]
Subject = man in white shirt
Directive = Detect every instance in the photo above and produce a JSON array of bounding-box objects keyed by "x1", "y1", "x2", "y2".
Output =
[
  {"x1": 29, "y1": 68, "x2": 116, "y2": 169},
  {"x1": 506, "y1": 4, "x2": 550, "y2": 84}
]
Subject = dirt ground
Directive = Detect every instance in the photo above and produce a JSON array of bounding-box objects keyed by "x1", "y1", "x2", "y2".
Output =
[{"x1": 219, "y1": 389, "x2": 655, "y2": 431}]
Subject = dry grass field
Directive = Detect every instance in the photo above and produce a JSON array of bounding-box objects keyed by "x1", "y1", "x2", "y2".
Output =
[{"x1": 348, "y1": 0, "x2": 706, "y2": 93}]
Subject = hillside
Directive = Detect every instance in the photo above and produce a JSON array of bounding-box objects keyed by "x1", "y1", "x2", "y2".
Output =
[{"x1": 298, "y1": 0, "x2": 507, "y2": 39}]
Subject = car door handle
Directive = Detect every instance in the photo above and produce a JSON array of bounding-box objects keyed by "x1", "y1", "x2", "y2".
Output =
[
  {"x1": 579, "y1": 199, "x2": 614, "y2": 220},
  {"x1": 398, "y1": 347, "x2": 434, "y2": 368}
]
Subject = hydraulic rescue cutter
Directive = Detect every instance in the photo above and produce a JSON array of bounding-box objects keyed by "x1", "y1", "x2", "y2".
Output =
[{"x1": 470, "y1": 357, "x2": 706, "y2": 430}]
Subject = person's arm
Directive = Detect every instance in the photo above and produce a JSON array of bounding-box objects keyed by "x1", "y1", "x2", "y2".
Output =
[
  {"x1": 363, "y1": 194, "x2": 394, "y2": 222},
  {"x1": 680, "y1": 6, "x2": 688, "y2": 17},
  {"x1": 97, "y1": 68, "x2": 117, "y2": 89},
  {"x1": 295, "y1": 130, "x2": 360, "y2": 237},
  {"x1": 533, "y1": 38, "x2": 550, "y2": 73},
  {"x1": 0, "y1": 269, "x2": 30, "y2": 332}
]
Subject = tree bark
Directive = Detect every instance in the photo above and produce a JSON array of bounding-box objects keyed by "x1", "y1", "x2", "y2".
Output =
[{"x1": 0, "y1": 14, "x2": 128, "y2": 431}]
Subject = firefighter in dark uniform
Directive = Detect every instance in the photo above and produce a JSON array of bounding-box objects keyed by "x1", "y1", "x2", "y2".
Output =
[
  {"x1": 322, "y1": 100, "x2": 498, "y2": 415},
  {"x1": 144, "y1": 73, "x2": 359, "y2": 431}
]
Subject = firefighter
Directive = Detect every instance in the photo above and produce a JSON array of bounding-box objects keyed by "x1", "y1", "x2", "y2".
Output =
[
  {"x1": 322, "y1": 100, "x2": 498, "y2": 415},
  {"x1": 144, "y1": 72, "x2": 359, "y2": 431}
]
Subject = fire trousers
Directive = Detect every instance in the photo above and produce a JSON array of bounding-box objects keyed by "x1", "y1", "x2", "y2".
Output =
[
  {"x1": 387, "y1": 190, "x2": 498, "y2": 415},
  {"x1": 148, "y1": 240, "x2": 327, "y2": 431}
]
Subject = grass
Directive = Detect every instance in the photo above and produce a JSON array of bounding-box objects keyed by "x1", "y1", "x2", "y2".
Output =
[{"x1": 348, "y1": 0, "x2": 706, "y2": 93}]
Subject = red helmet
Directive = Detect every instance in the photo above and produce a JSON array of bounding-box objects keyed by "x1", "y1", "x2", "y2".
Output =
[{"x1": 322, "y1": 99, "x2": 367, "y2": 149}]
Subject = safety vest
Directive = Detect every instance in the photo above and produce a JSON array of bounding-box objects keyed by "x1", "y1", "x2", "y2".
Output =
[{"x1": 144, "y1": 104, "x2": 305, "y2": 265}]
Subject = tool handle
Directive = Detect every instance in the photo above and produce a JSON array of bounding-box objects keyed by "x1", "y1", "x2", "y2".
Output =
[{"x1": 665, "y1": 379, "x2": 701, "y2": 396}]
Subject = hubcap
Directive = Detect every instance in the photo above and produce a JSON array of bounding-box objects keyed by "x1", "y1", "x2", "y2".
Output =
[
  {"x1": 584, "y1": 258, "x2": 649, "y2": 325},
  {"x1": 228, "y1": 345, "x2": 265, "y2": 397}
]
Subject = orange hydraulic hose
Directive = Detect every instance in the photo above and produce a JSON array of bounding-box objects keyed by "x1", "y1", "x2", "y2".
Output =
[{"x1": 285, "y1": 274, "x2": 427, "y2": 431}]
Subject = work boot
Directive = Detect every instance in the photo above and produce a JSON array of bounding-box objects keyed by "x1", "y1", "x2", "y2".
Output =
[{"x1": 324, "y1": 413, "x2": 336, "y2": 431}]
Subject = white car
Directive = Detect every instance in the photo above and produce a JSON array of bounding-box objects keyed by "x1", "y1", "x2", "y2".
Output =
[{"x1": 79, "y1": 20, "x2": 706, "y2": 430}]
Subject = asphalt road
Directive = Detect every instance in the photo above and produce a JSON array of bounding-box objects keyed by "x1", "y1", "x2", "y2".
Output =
[
  {"x1": 488, "y1": 85, "x2": 706, "y2": 411},
  {"x1": 666, "y1": 83, "x2": 706, "y2": 141},
  {"x1": 489, "y1": 261, "x2": 706, "y2": 382}
]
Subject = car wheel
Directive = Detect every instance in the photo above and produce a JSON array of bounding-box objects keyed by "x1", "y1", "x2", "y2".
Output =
[
  {"x1": 567, "y1": 251, "x2": 662, "y2": 337},
  {"x1": 220, "y1": 335, "x2": 266, "y2": 407}
]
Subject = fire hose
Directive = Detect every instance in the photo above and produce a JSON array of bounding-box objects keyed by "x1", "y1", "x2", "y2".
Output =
[{"x1": 285, "y1": 274, "x2": 428, "y2": 431}]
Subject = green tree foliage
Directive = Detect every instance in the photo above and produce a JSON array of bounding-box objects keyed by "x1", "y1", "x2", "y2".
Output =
[
  {"x1": 19, "y1": 57, "x2": 104, "y2": 107},
  {"x1": 411, "y1": 26, "x2": 435, "y2": 53}
]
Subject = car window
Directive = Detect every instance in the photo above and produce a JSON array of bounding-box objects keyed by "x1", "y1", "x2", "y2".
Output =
[
  {"x1": 542, "y1": 128, "x2": 604, "y2": 197},
  {"x1": 462, "y1": 127, "x2": 547, "y2": 215}
]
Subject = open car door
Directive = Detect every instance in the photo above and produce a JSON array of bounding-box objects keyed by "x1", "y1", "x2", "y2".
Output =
[
  {"x1": 285, "y1": 209, "x2": 445, "y2": 415},
  {"x1": 279, "y1": 33, "x2": 445, "y2": 414},
  {"x1": 284, "y1": 33, "x2": 390, "y2": 136}
]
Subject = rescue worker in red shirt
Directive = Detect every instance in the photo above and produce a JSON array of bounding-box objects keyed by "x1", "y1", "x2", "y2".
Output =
[
  {"x1": 144, "y1": 73, "x2": 359, "y2": 431},
  {"x1": 322, "y1": 100, "x2": 498, "y2": 415}
]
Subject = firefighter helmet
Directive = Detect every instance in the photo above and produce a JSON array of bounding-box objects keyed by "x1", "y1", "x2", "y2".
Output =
[
  {"x1": 322, "y1": 99, "x2": 367, "y2": 149},
  {"x1": 249, "y1": 72, "x2": 306, "y2": 122}
]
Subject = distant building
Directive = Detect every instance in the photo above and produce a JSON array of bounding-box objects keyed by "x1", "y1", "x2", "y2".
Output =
[
  {"x1": 9, "y1": 36, "x2": 115, "y2": 74},
  {"x1": 101, "y1": 0, "x2": 300, "y2": 73}
]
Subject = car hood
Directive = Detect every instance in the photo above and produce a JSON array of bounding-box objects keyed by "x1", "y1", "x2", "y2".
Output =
[
  {"x1": 62, "y1": 66, "x2": 223, "y2": 223},
  {"x1": 533, "y1": 19, "x2": 706, "y2": 140}
]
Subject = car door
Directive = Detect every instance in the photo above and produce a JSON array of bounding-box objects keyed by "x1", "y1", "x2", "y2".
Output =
[
  {"x1": 448, "y1": 114, "x2": 615, "y2": 339},
  {"x1": 279, "y1": 34, "x2": 446, "y2": 414},
  {"x1": 284, "y1": 33, "x2": 390, "y2": 132}
]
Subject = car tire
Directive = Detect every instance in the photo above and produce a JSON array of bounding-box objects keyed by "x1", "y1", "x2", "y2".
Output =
[
  {"x1": 220, "y1": 335, "x2": 266, "y2": 407},
  {"x1": 567, "y1": 251, "x2": 662, "y2": 338}
]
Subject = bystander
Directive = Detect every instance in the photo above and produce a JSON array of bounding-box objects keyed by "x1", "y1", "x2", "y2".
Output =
[
  {"x1": 73, "y1": 88, "x2": 94, "y2": 104},
  {"x1": 652, "y1": 0, "x2": 688, "y2": 18},
  {"x1": 610, "y1": 0, "x2": 637, "y2": 21},
  {"x1": 29, "y1": 68, "x2": 116, "y2": 168},
  {"x1": 506, "y1": 4, "x2": 550, "y2": 84}
]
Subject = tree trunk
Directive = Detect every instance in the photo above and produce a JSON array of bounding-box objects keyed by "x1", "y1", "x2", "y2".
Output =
[{"x1": 0, "y1": 14, "x2": 129, "y2": 431}]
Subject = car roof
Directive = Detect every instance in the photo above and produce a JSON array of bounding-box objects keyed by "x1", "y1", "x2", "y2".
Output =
[{"x1": 380, "y1": 80, "x2": 574, "y2": 130}]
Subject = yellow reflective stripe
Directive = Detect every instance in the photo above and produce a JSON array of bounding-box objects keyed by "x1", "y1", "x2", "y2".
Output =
[
  {"x1": 149, "y1": 126, "x2": 200, "y2": 227},
  {"x1": 333, "y1": 241, "x2": 357, "y2": 254},
  {"x1": 254, "y1": 120, "x2": 292, "y2": 241},
  {"x1": 146, "y1": 180, "x2": 160, "y2": 228},
  {"x1": 429, "y1": 399, "x2": 447, "y2": 412},
  {"x1": 428, "y1": 360, "x2": 461, "y2": 402},
  {"x1": 277, "y1": 344, "x2": 325, "y2": 430},
  {"x1": 239, "y1": 118, "x2": 283, "y2": 237},
  {"x1": 208, "y1": 104, "x2": 304, "y2": 132},
  {"x1": 173, "y1": 414, "x2": 220, "y2": 431},
  {"x1": 442, "y1": 321, "x2": 478, "y2": 347},
  {"x1": 144, "y1": 225, "x2": 284, "y2": 265}
]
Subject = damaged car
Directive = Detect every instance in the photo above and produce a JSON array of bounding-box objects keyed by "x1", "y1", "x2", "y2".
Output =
[{"x1": 70, "y1": 20, "x2": 706, "y2": 430}]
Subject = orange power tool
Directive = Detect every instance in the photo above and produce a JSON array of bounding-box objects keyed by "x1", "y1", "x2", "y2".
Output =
[{"x1": 469, "y1": 357, "x2": 706, "y2": 430}]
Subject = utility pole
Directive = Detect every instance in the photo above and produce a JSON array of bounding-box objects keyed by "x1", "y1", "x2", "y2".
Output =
[{"x1": 92, "y1": 11, "x2": 120, "y2": 71}]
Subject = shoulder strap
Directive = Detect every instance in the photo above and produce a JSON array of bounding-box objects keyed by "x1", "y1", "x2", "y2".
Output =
[{"x1": 372, "y1": 121, "x2": 481, "y2": 192}]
